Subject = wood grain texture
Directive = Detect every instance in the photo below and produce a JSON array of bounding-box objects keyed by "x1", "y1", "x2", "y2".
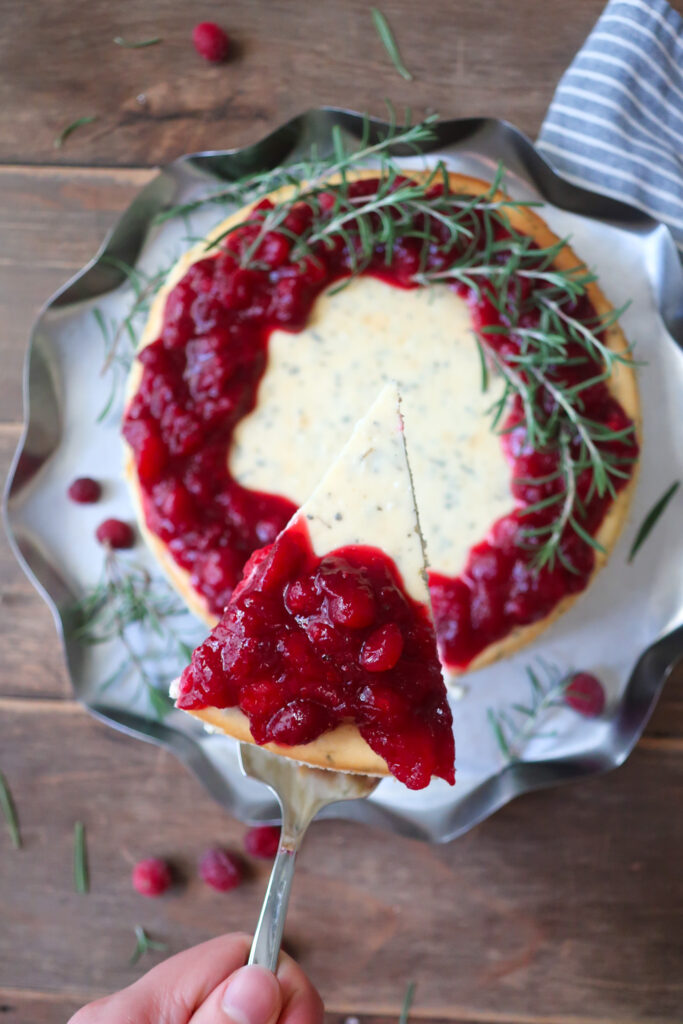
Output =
[
  {"x1": 0, "y1": 700, "x2": 681, "y2": 1022},
  {"x1": 1, "y1": 2, "x2": 683, "y2": 1020},
  {"x1": 0, "y1": 167, "x2": 152, "y2": 424},
  {"x1": 0, "y1": 0, "x2": 679, "y2": 169}
]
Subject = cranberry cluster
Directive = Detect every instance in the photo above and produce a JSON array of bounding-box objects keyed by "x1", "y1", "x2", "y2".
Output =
[{"x1": 177, "y1": 521, "x2": 454, "y2": 790}]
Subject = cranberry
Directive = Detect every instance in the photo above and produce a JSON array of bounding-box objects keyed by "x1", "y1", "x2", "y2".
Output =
[
  {"x1": 131, "y1": 858, "x2": 173, "y2": 898},
  {"x1": 360, "y1": 623, "x2": 404, "y2": 671},
  {"x1": 267, "y1": 699, "x2": 334, "y2": 745},
  {"x1": 564, "y1": 672, "x2": 606, "y2": 717},
  {"x1": 198, "y1": 847, "x2": 243, "y2": 891},
  {"x1": 192, "y1": 22, "x2": 230, "y2": 63},
  {"x1": 284, "y1": 576, "x2": 319, "y2": 616},
  {"x1": 323, "y1": 570, "x2": 376, "y2": 629},
  {"x1": 244, "y1": 825, "x2": 280, "y2": 859},
  {"x1": 68, "y1": 477, "x2": 101, "y2": 504},
  {"x1": 95, "y1": 519, "x2": 135, "y2": 549}
]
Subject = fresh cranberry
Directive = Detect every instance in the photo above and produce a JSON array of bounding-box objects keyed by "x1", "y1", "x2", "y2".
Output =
[
  {"x1": 192, "y1": 22, "x2": 230, "y2": 63},
  {"x1": 564, "y1": 673, "x2": 606, "y2": 717},
  {"x1": 95, "y1": 518, "x2": 135, "y2": 549},
  {"x1": 131, "y1": 858, "x2": 173, "y2": 898},
  {"x1": 198, "y1": 848, "x2": 243, "y2": 891},
  {"x1": 68, "y1": 477, "x2": 101, "y2": 504},
  {"x1": 360, "y1": 623, "x2": 404, "y2": 671},
  {"x1": 244, "y1": 825, "x2": 280, "y2": 859}
]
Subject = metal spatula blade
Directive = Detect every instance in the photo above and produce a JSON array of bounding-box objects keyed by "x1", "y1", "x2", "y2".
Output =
[{"x1": 239, "y1": 742, "x2": 379, "y2": 970}]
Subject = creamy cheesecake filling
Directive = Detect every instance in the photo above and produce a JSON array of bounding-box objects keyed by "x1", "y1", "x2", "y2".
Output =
[{"x1": 230, "y1": 278, "x2": 514, "y2": 578}]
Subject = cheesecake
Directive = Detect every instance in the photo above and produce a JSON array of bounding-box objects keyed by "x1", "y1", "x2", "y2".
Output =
[
  {"x1": 123, "y1": 169, "x2": 640, "y2": 676},
  {"x1": 175, "y1": 385, "x2": 455, "y2": 789}
]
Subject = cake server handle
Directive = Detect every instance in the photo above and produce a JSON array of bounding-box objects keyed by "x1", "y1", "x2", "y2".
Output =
[{"x1": 239, "y1": 742, "x2": 379, "y2": 972}]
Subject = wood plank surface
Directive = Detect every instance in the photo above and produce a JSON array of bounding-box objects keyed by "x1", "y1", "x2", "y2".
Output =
[
  {"x1": 1, "y1": 1, "x2": 683, "y2": 1022},
  {"x1": 0, "y1": 167, "x2": 152, "y2": 424},
  {"x1": 0, "y1": 0, "x2": 614, "y2": 169},
  {"x1": 0, "y1": 700, "x2": 681, "y2": 1023}
]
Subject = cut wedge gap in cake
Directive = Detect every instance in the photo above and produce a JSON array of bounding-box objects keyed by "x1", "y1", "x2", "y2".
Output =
[{"x1": 174, "y1": 383, "x2": 455, "y2": 790}]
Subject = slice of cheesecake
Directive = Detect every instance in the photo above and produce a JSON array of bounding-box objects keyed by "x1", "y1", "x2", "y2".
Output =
[{"x1": 175, "y1": 384, "x2": 455, "y2": 789}]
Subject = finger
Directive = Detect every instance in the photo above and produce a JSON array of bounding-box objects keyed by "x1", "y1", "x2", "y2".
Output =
[
  {"x1": 189, "y1": 949, "x2": 324, "y2": 1024},
  {"x1": 276, "y1": 951, "x2": 325, "y2": 1024},
  {"x1": 190, "y1": 964, "x2": 282, "y2": 1024},
  {"x1": 68, "y1": 933, "x2": 251, "y2": 1024}
]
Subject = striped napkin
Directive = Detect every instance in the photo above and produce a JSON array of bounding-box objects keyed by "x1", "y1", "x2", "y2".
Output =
[{"x1": 538, "y1": 0, "x2": 683, "y2": 253}]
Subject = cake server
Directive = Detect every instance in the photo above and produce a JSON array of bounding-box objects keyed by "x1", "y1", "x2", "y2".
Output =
[{"x1": 239, "y1": 742, "x2": 379, "y2": 971}]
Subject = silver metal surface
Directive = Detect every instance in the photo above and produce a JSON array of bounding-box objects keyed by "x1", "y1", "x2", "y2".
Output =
[
  {"x1": 240, "y1": 743, "x2": 378, "y2": 970},
  {"x1": 4, "y1": 108, "x2": 683, "y2": 843}
]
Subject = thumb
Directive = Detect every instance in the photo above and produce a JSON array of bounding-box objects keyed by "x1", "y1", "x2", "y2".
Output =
[{"x1": 192, "y1": 964, "x2": 283, "y2": 1024}]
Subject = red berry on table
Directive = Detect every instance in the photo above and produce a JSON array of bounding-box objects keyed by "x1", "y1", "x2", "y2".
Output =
[
  {"x1": 95, "y1": 518, "x2": 135, "y2": 549},
  {"x1": 68, "y1": 477, "x2": 101, "y2": 504},
  {"x1": 192, "y1": 22, "x2": 230, "y2": 63},
  {"x1": 132, "y1": 857, "x2": 173, "y2": 898},
  {"x1": 198, "y1": 847, "x2": 243, "y2": 891},
  {"x1": 244, "y1": 825, "x2": 280, "y2": 859},
  {"x1": 564, "y1": 672, "x2": 606, "y2": 717}
]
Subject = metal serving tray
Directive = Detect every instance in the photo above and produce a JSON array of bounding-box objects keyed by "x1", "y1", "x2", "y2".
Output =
[{"x1": 5, "y1": 109, "x2": 683, "y2": 842}]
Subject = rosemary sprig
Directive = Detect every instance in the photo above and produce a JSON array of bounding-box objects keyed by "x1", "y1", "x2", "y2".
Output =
[
  {"x1": 73, "y1": 821, "x2": 89, "y2": 893},
  {"x1": 371, "y1": 9, "x2": 414, "y2": 80},
  {"x1": 628, "y1": 481, "x2": 680, "y2": 563},
  {"x1": 114, "y1": 36, "x2": 162, "y2": 48},
  {"x1": 154, "y1": 112, "x2": 438, "y2": 226},
  {"x1": 488, "y1": 661, "x2": 585, "y2": 763},
  {"x1": 130, "y1": 924, "x2": 168, "y2": 965},
  {"x1": 93, "y1": 253, "x2": 180, "y2": 419},
  {"x1": 71, "y1": 552, "x2": 194, "y2": 718},
  {"x1": 54, "y1": 116, "x2": 97, "y2": 149},
  {"x1": 0, "y1": 771, "x2": 21, "y2": 849}
]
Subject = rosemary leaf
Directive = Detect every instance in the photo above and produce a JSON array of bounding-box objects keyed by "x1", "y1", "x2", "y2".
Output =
[
  {"x1": 147, "y1": 685, "x2": 174, "y2": 720},
  {"x1": 54, "y1": 116, "x2": 97, "y2": 149},
  {"x1": 399, "y1": 981, "x2": 416, "y2": 1024},
  {"x1": 628, "y1": 481, "x2": 680, "y2": 563},
  {"x1": 114, "y1": 36, "x2": 162, "y2": 48},
  {"x1": 73, "y1": 821, "x2": 89, "y2": 894},
  {"x1": 0, "y1": 771, "x2": 21, "y2": 849},
  {"x1": 371, "y1": 9, "x2": 413, "y2": 80},
  {"x1": 487, "y1": 708, "x2": 512, "y2": 761},
  {"x1": 130, "y1": 924, "x2": 168, "y2": 966}
]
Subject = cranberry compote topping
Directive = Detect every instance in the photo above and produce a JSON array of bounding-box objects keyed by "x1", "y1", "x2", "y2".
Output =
[
  {"x1": 68, "y1": 477, "x2": 101, "y2": 504},
  {"x1": 124, "y1": 177, "x2": 638, "y2": 663},
  {"x1": 177, "y1": 520, "x2": 454, "y2": 790}
]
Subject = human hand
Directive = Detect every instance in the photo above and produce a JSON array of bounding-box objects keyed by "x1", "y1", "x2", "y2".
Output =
[{"x1": 69, "y1": 932, "x2": 324, "y2": 1024}]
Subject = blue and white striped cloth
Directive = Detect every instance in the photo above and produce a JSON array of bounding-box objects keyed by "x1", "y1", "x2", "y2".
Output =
[{"x1": 538, "y1": 0, "x2": 683, "y2": 253}]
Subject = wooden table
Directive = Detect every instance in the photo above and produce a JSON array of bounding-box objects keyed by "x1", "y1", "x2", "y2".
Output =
[{"x1": 1, "y1": 1, "x2": 682, "y2": 1020}]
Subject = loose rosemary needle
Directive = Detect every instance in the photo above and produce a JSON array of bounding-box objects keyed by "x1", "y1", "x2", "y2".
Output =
[
  {"x1": 54, "y1": 116, "x2": 97, "y2": 149},
  {"x1": 371, "y1": 8, "x2": 414, "y2": 80}
]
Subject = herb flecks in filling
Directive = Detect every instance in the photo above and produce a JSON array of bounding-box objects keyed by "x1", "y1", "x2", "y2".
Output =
[{"x1": 123, "y1": 146, "x2": 638, "y2": 669}]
